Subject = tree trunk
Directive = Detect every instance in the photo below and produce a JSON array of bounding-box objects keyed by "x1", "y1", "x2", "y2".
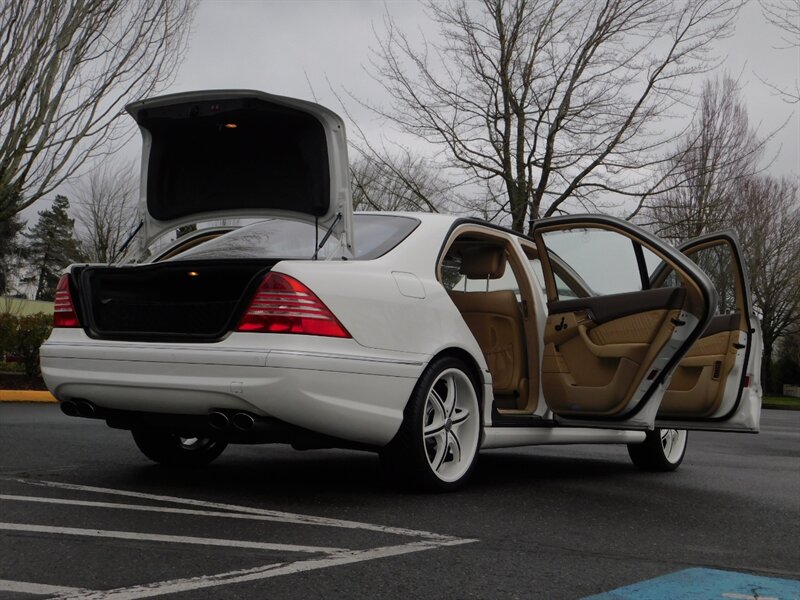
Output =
[{"x1": 762, "y1": 339, "x2": 775, "y2": 395}]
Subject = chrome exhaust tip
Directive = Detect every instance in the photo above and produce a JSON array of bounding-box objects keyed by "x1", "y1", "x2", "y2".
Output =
[
  {"x1": 232, "y1": 412, "x2": 255, "y2": 431},
  {"x1": 76, "y1": 400, "x2": 96, "y2": 418},
  {"x1": 60, "y1": 400, "x2": 80, "y2": 417},
  {"x1": 208, "y1": 411, "x2": 230, "y2": 430}
]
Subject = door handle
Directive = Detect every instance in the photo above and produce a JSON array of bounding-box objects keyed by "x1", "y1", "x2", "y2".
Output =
[{"x1": 577, "y1": 324, "x2": 649, "y2": 358}]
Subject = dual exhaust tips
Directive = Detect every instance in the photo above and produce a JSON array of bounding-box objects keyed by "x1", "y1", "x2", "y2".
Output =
[
  {"x1": 60, "y1": 400, "x2": 256, "y2": 433},
  {"x1": 209, "y1": 411, "x2": 255, "y2": 432},
  {"x1": 60, "y1": 399, "x2": 97, "y2": 418}
]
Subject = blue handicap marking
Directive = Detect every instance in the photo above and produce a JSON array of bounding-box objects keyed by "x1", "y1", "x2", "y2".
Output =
[{"x1": 584, "y1": 568, "x2": 800, "y2": 600}]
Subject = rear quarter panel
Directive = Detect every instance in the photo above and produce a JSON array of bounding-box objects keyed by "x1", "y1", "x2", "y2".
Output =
[{"x1": 272, "y1": 216, "x2": 489, "y2": 371}]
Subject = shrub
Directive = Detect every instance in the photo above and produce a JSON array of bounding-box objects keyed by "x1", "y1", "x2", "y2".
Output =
[
  {"x1": 0, "y1": 313, "x2": 15, "y2": 358},
  {"x1": 0, "y1": 312, "x2": 53, "y2": 377}
]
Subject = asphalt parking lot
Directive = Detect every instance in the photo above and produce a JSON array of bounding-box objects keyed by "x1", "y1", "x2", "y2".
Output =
[{"x1": 1, "y1": 404, "x2": 798, "y2": 599}]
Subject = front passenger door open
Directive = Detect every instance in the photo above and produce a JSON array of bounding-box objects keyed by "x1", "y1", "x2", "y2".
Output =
[{"x1": 531, "y1": 216, "x2": 717, "y2": 430}]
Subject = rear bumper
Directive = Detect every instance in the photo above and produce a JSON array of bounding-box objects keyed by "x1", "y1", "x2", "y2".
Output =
[{"x1": 40, "y1": 332, "x2": 426, "y2": 446}]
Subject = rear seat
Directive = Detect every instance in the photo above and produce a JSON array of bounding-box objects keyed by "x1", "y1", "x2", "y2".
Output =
[{"x1": 448, "y1": 246, "x2": 528, "y2": 404}]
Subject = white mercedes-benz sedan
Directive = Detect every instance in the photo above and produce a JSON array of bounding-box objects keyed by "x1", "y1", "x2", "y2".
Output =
[{"x1": 40, "y1": 90, "x2": 763, "y2": 491}]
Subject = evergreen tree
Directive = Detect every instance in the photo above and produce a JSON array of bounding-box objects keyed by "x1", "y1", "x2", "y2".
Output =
[
  {"x1": 0, "y1": 211, "x2": 24, "y2": 295},
  {"x1": 22, "y1": 195, "x2": 82, "y2": 300}
]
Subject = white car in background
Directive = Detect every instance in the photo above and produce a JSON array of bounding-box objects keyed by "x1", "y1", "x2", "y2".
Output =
[{"x1": 40, "y1": 90, "x2": 763, "y2": 491}]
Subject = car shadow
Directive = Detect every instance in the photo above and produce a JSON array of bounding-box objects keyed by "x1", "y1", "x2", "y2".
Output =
[{"x1": 89, "y1": 444, "x2": 642, "y2": 504}]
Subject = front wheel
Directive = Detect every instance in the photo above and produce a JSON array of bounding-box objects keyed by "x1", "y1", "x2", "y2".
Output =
[
  {"x1": 132, "y1": 430, "x2": 227, "y2": 467},
  {"x1": 381, "y1": 357, "x2": 482, "y2": 492},
  {"x1": 627, "y1": 428, "x2": 688, "y2": 472}
]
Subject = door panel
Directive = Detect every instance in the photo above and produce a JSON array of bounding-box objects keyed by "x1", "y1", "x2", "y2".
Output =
[
  {"x1": 548, "y1": 287, "x2": 686, "y2": 324},
  {"x1": 543, "y1": 306, "x2": 679, "y2": 417},
  {"x1": 531, "y1": 215, "x2": 716, "y2": 429},
  {"x1": 654, "y1": 233, "x2": 761, "y2": 431},
  {"x1": 543, "y1": 289, "x2": 688, "y2": 416}
]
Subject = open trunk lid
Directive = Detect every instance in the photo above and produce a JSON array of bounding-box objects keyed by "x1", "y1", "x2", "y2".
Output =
[
  {"x1": 127, "y1": 90, "x2": 353, "y2": 252},
  {"x1": 73, "y1": 261, "x2": 276, "y2": 342}
]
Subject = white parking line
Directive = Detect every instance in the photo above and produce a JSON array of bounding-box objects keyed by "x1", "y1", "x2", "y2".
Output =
[
  {"x1": 0, "y1": 493, "x2": 398, "y2": 531},
  {"x1": 0, "y1": 579, "x2": 93, "y2": 597},
  {"x1": 52, "y1": 539, "x2": 475, "y2": 600},
  {"x1": 0, "y1": 522, "x2": 345, "y2": 554},
  {"x1": 17, "y1": 478, "x2": 455, "y2": 541},
  {"x1": 1, "y1": 478, "x2": 478, "y2": 599}
]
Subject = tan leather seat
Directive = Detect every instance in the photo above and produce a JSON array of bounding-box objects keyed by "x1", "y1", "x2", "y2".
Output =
[{"x1": 448, "y1": 246, "x2": 528, "y2": 402}]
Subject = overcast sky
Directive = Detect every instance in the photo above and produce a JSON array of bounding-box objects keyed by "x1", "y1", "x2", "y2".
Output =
[
  {"x1": 23, "y1": 0, "x2": 800, "y2": 221},
  {"x1": 173, "y1": 0, "x2": 800, "y2": 172}
]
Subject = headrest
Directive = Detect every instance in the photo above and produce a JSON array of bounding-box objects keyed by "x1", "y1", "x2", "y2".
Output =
[{"x1": 460, "y1": 246, "x2": 506, "y2": 279}]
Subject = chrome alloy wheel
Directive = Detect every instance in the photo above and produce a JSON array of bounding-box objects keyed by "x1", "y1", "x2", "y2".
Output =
[
  {"x1": 660, "y1": 428, "x2": 688, "y2": 464},
  {"x1": 422, "y1": 368, "x2": 480, "y2": 483}
]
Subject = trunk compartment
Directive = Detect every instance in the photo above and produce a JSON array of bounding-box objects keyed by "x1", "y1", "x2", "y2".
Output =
[{"x1": 74, "y1": 260, "x2": 277, "y2": 341}]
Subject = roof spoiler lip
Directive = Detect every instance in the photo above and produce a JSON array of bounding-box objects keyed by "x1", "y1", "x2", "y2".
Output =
[{"x1": 124, "y1": 89, "x2": 342, "y2": 123}]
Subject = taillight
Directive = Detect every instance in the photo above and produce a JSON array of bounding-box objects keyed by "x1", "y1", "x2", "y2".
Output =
[
  {"x1": 236, "y1": 273, "x2": 350, "y2": 338},
  {"x1": 53, "y1": 274, "x2": 80, "y2": 328}
]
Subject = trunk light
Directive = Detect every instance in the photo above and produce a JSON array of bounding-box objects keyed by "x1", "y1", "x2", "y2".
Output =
[
  {"x1": 53, "y1": 274, "x2": 80, "y2": 328},
  {"x1": 236, "y1": 273, "x2": 350, "y2": 338}
]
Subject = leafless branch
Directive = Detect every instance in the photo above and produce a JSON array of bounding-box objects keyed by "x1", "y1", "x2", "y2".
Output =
[
  {"x1": 0, "y1": 0, "x2": 197, "y2": 222},
  {"x1": 359, "y1": 0, "x2": 743, "y2": 232}
]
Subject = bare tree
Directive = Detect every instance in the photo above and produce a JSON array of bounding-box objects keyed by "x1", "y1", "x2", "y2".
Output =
[
  {"x1": 0, "y1": 0, "x2": 197, "y2": 223},
  {"x1": 0, "y1": 212, "x2": 23, "y2": 295},
  {"x1": 364, "y1": 0, "x2": 743, "y2": 232},
  {"x1": 759, "y1": 0, "x2": 800, "y2": 103},
  {"x1": 72, "y1": 161, "x2": 139, "y2": 263},
  {"x1": 734, "y1": 176, "x2": 800, "y2": 393},
  {"x1": 644, "y1": 76, "x2": 766, "y2": 241},
  {"x1": 350, "y1": 148, "x2": 462, "y2": 213},
  {"x1": 644, "y1": 75, "x2": 797, "y2": 391}
]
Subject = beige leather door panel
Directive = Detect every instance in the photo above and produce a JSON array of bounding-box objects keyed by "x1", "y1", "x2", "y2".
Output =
[
  {"x1": 659, "y1": 314, "x2": 743, "y2": 418},
  {"x1": 542, "y1": 288, "x2": 687, "y2": 417}
]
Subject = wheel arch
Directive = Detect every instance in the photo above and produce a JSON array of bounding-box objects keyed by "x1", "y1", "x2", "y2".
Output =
[
  {"x1": 432, "y1": 347, "x2": 484, "y2": 392},
  {"x1": 416, "y1": 346, "x2": 488, "y2": 422}
]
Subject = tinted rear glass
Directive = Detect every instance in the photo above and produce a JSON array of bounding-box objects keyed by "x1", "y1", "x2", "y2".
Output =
[{"x1": 171, "y1": 214, "x2": 419, "y2": 262}]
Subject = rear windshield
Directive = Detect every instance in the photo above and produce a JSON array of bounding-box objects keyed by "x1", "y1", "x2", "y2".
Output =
[{"x1": 170, "y1": 214, "x2": 419, "y2": 262}]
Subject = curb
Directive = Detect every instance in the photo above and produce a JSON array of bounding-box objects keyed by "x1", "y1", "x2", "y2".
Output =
[{"x1": 0, "y1": 390, "x2": 56, "y2": 402}]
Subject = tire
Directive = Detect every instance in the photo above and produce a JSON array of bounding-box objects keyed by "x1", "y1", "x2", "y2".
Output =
[
  {"x1": 627, "y1": 428, "x2": 688, "y2": 472},
  {"x1": 381, "y1": 357, "x2": 482, "y2": 492},
  {"x1": 132, "y1": 430, "x2": 227, "y2": 467}
]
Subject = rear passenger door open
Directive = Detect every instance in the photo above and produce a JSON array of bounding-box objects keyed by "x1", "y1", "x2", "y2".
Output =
[
  {"x1": 653, "y1": 233, "x2": 762, "y2": 432},
  {"x1": 530, "y1": 216, "x2": 717, "y2": 430}
]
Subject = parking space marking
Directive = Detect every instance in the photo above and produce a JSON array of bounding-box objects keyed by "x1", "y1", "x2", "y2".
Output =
[
  {"x1": 722, "y1": 594, "x2": 778, "y2": 600},
  {"x1": 0, "y1": 493, "x2": 421, "y2": 534},
  {"x1": 0, "y1": 579, "x2": 92, "y2": 597},
  {"x1": 17, "y1": 478, "x2": 456, "y2": 541},
  {"x1": 0, "y1": 522, "x2": 346, "y2": 554},
  {"x1": 1, "y1": 478, "x2": 478, "y2": 598},
  {"x1": 584, "y1": 568, "x2": 800, "y2": 600},
  {"x1": 53, "y1": 539, "x2": 475, "y2": 600}
]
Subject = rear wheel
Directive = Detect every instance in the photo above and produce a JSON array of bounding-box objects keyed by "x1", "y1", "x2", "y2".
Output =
[
  {"x1": 627, "y1": 428, "x2": 688, "y2": 471},
  {"x1": 132, "y1": 430, "x2": 227, "y2": 467},
  {"x1": 381, "y1": 357, "x2": 481, "y2": 492}
]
